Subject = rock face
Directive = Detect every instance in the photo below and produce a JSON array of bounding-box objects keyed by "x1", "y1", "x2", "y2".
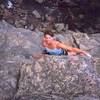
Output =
[
  {"x1": 0, "y1": 20, "x2": 43, "y2": 60},
  {"x1": 0, "y1": 21, "x2": 100, "y2": 100},
  {"x1": 0, "y1": 1, "x2": 100, "y2": 100},
  {"x1": 13, "y1": 55, "x2": 100, "y2": 100}
]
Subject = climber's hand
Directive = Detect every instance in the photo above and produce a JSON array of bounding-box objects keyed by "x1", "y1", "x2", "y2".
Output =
[{"x1": 80, "y1": 51, "x2": 92, "y2": 58}]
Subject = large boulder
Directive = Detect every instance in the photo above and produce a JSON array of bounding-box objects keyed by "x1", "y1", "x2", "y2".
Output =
[
  {"x1": 0, "y1": 20, "x2": 43, "y2": 60},
  {"x1": 13, "y1": 55, "x2": 100, "y2": 100}
]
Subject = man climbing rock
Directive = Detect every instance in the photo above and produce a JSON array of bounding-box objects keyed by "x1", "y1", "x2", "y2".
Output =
[{"x1": 42, "y1": 30, "x2": 92, "y2": 58}]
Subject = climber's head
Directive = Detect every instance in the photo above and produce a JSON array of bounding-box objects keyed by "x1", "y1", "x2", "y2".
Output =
[{"x1": 44, "y1": 30, "x2": 54, "y2": 40}]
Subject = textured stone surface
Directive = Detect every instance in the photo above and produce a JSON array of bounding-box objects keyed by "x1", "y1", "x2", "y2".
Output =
[
  {"x1": 0, "y1": 1, "x2": 100, "y2": 100},
  {"x1": 0, "y1": 21, "x2": 100, "y2": 100},
  {"x1": 1, "y1": 0, "x2": 100, "y2": 32},
  {"x1": 72, "y1": 31, "x2": 100, "y2": 57},
  {"x1": 13, "y1": 55, "x2": 100, "y2": 100},
  {"x1": 35, "y1": 0, "x2": 44, "y2": 3},
  {"x1": 55, "y1": 23, "x2": 65, "y2": 32},
  {"x1": 73, "y1": 95, "x2": 100, "y2": 100},
  {"x1": 0, "y1": 20, "x2": 43, "y2": 61},
  {"x1": 0, "y1": 60, "x2": 20, "y2": 100},
  {"x1": 32, "y1": 10, "x2": 41, "y2": 19}
]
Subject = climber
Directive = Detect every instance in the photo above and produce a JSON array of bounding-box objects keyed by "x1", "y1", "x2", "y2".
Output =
[{"x1": 42, "y1": 30, "x2": 92, "y2": 58}]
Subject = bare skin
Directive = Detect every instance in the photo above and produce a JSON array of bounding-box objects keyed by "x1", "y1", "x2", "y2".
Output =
[{"x1": 42, "y1": 34, "x2": 91, "y2": 56}]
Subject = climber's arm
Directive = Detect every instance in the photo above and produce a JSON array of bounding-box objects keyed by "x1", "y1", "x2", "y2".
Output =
[
  {"x1": 57, "y1": 42, "x2": 92, "y2": 57},
  {"x1": 70, "y1": 47, "x2": 92, "y2": 57},
  {"x1": 57, "y1": 42, "x2": 86, "y2": 54},
  {"x1": 57, "y1": 42, "x2": 74, "y2": 51}
]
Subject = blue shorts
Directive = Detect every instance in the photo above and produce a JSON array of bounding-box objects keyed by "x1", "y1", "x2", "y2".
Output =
[{"x1": 44, "y1": 47, "x2": 67, "y2": 55}]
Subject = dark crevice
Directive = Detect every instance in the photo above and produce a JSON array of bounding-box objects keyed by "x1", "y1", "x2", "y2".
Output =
[
  {"x1": 72, "y1": 34, "x2": 80, "y2": 48},
  {"x1": 16, "y1": 68, "x2": 21, "y2": 92},
  {"x1": 12, "y1": 65, "x2": 21, "y2": 100}
]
